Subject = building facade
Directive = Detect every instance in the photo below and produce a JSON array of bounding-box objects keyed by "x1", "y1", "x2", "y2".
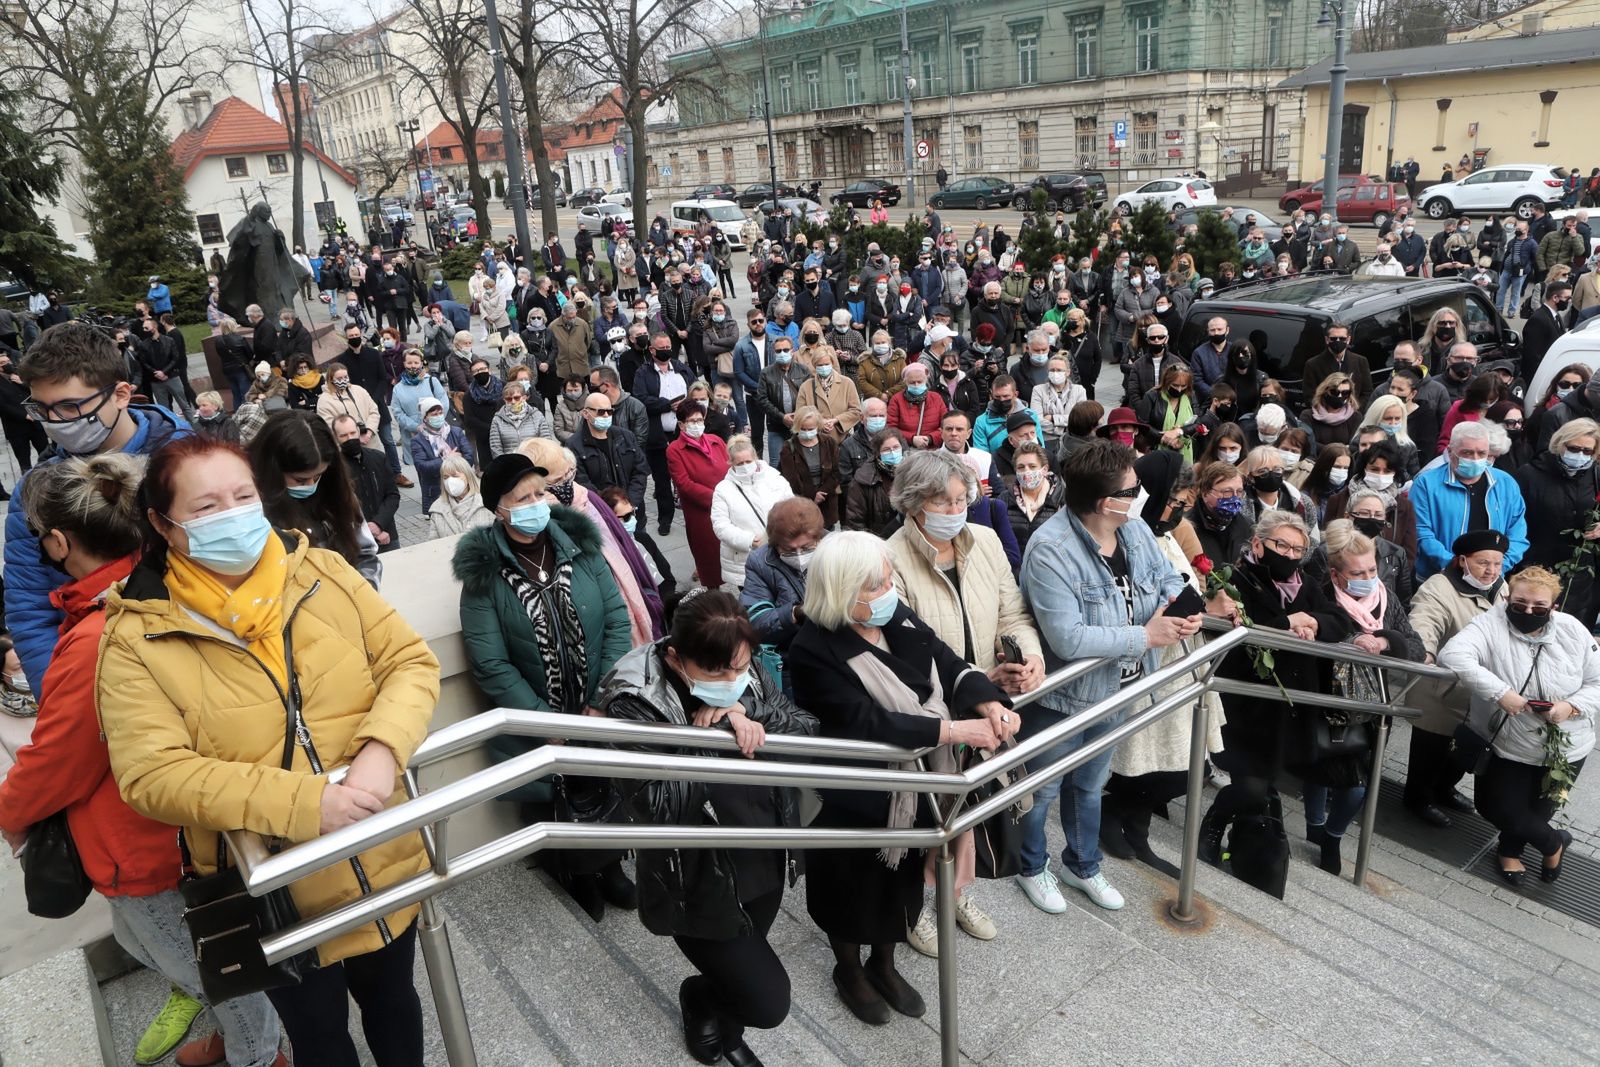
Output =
[{"x1": 651, "y1": 0, "x2": 1327, "y2": 200}]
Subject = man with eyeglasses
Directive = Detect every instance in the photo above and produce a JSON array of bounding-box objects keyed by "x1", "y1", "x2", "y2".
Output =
[
  {"x1": 4, "y1": 323, "x2": 191, "y2": 694},
  {"x1": 732, "y1": 306, "x2": 770, "y2": 448},
  {"x1": 569, "y1": 391, "x2": 648, "y2": 519},
  {"x1": 1409, "y1": 420, "x2": 1528, "y2": 580},
  {"x1": 1302, "y1": 321, "x2": 1373, "y2": 408}
]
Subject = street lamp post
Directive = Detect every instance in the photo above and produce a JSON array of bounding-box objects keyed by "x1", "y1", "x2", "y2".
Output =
[
  {"x1": 396, "y1": 117, "x2": 434, "y2": 249},
  {"x1": 896, "y1": 0, "x2": 915, "y2": 209},
  {"x1": 1318, "y1": 0, "x2": 1349, "y2": 225},
  {"x1": 481, "y1": 0, "x2": 534, "y2": 257},
  {"x1": 754, "y1": 4, "x2": 780, "y2": 218}
]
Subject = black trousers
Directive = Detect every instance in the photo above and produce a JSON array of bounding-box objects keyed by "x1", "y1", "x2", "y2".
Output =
[
  {"x1": 266, "y1": 922, "x2": 423, "y2": 1067},
  {"x1": 1476, "y1": 754, "x2": 1586, "y2": 858},
  {"x1": 744, "y1": 393, "x2": 766, "y2": 451},
  {"x1": 674, "y1": 889, "x2": 790, "y2": 1046},
  {"x1": 1404, "y1": 727, "x2": 1465, "y2": 809},
  {"x1": 647, "y1": 444, "x2": 675, "y2": 530}
]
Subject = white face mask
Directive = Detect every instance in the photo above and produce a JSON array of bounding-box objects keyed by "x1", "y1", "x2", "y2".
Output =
[
  {"x1": 1278, "y1": 449, "x2": 1302, "y2": 468},
  {"x1": 1048, "y1": 370, "x2": 1068, "y2": 386},
  {"x1": 1364, "y1": 471, "x2": 1395, "y2": 491},
  {"x1": 444, "y1": 476, "x2": 468, "y2": 498}
]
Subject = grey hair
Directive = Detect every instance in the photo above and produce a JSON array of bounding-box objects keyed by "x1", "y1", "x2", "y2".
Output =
[
  {"x1": 1256, "y1": 403, "x2": 1286, "y2": 432},
  {"x1": 1254, "y1": 508, "x2": 1310, "y2": 543},
  {"x1": 1026, "y1": 328, "x2": 1051, "y2": 349},
  {"x1": 592, "y1": 365, "x2": 621, "y2": 389},
  {"x1": 1448, "y1": 340, "x2": 1478, "y2": 360},
  {"x1": 775, "y1": 300, "x2": 793, "y2": 317},
  {"x1": 801, "y1": 531, "x2": 894, "y2": 630},
  {"x1": 889, "y1": 449, "x2": 975, "y2": 515},
  {"x1": 1449, "y1": 420, "x2": 1491, "y2": 450},
  {"x1": 1346, "y1": 488, "x2": 1388, "y2": 514}
]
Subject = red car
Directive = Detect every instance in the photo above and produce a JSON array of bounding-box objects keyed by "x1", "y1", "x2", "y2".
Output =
[
  {"x1": 1279, "y1": 174, "x2": 1375, "y2": 213},
  {"x1": 1297, "y1": 182, "x2": 1411, "y2": 230}
]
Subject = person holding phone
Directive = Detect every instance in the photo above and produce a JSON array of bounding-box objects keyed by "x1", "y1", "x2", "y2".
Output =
[
  {"x1": 1015, "y1": 439, "x2": 1204, "y2": 915},
  {"x1": 1439, "y1": 566, "x2": 1600, "y2": 885}
]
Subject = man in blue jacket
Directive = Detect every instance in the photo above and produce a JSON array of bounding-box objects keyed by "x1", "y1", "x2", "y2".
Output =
[
  {"x1": 145, "y1": 275, "x2": 173, "y2": 315},
  {"x1": 4, "y1": 323, "x2": 190, "y2": 694},
  {"x1": 1410, "y1": 420, "x2": 1528, "y2": 580}
]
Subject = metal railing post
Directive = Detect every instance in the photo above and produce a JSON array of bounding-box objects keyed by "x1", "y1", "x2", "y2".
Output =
[
  {"x1": 1169, "y1": 695, "x2": 1212, "y2": 925},
  {"x1": 417, "y1": 898, "x2": 477, "y2": 1067},
  {"x1": 934, "y1": 843, "x2": 959, "y2": 1067}
]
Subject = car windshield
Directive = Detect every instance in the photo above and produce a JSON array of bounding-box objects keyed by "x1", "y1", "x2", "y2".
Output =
[
  {"x1": 701, "y1": 204, "x2": 743, "y2": 221},
  {"x1": 1179, "y1": 309, "x2": 1326, "y2": 382}
]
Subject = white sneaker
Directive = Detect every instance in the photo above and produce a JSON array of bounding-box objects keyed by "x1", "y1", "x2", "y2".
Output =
[
  {"x1": 954, "y1": 894, "x2": 997, "y2": 940},
  {"x1": 1014, "y1": 866, "x2": 1068, "y2": 914},
  {"x1": 906, "y1": 903, "x2": 938, "y2": 957},
  {"x1": 1058, "y1": 868, "x2": 1125, "y2": 911}
]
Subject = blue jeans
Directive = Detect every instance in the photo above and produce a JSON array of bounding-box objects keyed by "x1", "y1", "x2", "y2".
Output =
[
  {"x1": 766, "y1": 429, "x2": 787, "y2": 466},
  {"x1": 1498, "y1": 270, "x2": 1526, "y2": 316},
  {"x1": 1304, "y1": 784, "x2": 1366, "y2": 839},
  {"x1": 109, "y1": 890, "x2": 281, "y2": 1067},
  {"x1": 1019, "y1": 706, "x2": 1125, "y2": 879},
  {"x1": 376, "y1": 417, "x2": 401, "y2": 474}
]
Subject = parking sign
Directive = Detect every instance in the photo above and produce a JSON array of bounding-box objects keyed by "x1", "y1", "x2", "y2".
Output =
[{"x1": 1112, "y1": 119, "x2": 1128, "y2": 148}]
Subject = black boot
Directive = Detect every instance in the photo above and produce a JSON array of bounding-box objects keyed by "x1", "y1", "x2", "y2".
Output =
[
  {"x1": 557, "y1": 869, "x2": 605, "y2": 922},
  {"x1": 1123, "y1": 806, "x2": 1179, "y2": 879},
  {"x1": 1099, "y1": 797, "x2": 1136, "y2": 860},
  {"x1": 1197, "y1": 803, "x2": 1229, "y2": 867},
  {"x1": 1318, "y1": 835, "x2": 1343, "y2": 876},
  {"x1": 678, "y1": 978, "x2": 722, "y2": 1065},
  {"x1": 598, "y1": 859, "x2": 638, "y2": 910}
]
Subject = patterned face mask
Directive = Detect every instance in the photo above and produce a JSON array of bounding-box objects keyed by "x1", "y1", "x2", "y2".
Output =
[{"x1": 549, "y1": 477, "x2": 576, "y2": 506}]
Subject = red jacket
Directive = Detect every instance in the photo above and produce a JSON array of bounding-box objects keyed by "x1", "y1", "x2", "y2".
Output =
[
  {"x1": 887, "y1": 388, "x2": 949, "y2": 447},
  {"x1": 0, "y1": 555, "x2": 182, "y2": 897},
  {"x1": 666, "y1": 433, "x2": 731, "y2": 512}
]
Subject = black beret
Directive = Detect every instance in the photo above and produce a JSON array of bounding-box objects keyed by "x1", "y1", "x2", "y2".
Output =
[
  {"x1": 480, "y1": 452, "x2": 548, "y2": 511},
  {"x1": 1452, "y1": 529, "x2": 1511, "y2": 556}
]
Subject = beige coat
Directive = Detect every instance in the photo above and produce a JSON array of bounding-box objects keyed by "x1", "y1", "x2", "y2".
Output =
[
  {"x1": 886, "y1": 520, "x2": 1040, "y2": 673},
  {"x1": 316, "y1": 382, "x2": 382, "y2": 435},
  {"x1": 1407, "y1": 570, "x2": 1507, "y2": 735},
  {"x1": 795, "y1": 373, "x2": 863, "y2": 444}
]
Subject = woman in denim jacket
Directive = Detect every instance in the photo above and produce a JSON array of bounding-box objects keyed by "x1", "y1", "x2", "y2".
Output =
[{"x1": 1015, "y1": 439, "x2": 1204, "y2": 915}]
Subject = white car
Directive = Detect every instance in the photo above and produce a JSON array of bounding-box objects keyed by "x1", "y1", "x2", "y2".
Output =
[
  {"x1": 600, "y1": 189, "x2": 654, "y2": 208},
  {"x1": 1523, "y1": 316, "x2": 1600, "y2": 417},
  {"x1": 577, "y1": 202, "x2": 631, "y2": 232},
  {"x1": 1546, "y1": 209, "x2": 1600, "y2": 257},
  {"x1": 1114, "y1": 177, "x2": 1217, "y2": 214},
  {"x1": 1420, "y1": 164, "x2": 1566, "y2": 221},
  {"x1": 669, "y1": 199, "x2": 747, "y2": 249}
]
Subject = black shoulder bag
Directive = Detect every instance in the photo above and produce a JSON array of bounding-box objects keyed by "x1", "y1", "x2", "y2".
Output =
[
  {"x1": 21, "y1": 810, "x2": 93, "y2": 919},
  {"x1": 1448, "y1": 646, "x2": 1540, "y2": 777},
  {"x1": 179, "y1": 632, "x2": 320, "y2": 1004},
  {"x1": 961, "y1": 741, "x2": 1031, "y2": 880}
]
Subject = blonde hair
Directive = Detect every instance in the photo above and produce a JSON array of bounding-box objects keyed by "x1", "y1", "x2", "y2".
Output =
[
  {"x1": 195, "y1": 390, "x2": 224, "y2": 410},
  {"x1": 1322, "y1": 518, "x2": 1376, "y2": 570},
  {"x1": 1243, "y1": 444, "x2": 1285, "y2": 473},
  {"x1": 1508, "y1": 566, "x2": 1562, "y2": 600},
  {"x1": 1548, "y1": 417, "x2": 1600, "y2": 456},
  {"x1": 792, "y1": 404, "x2": 822, "y2": 431},
  {"x1": 1359, "y1": 393, "x2": 1415, "y2": 447},
  {"x1": 517, "y1": 436, "x2": 569, "y2": 479},
  {"x1": 726, "y1": 434, "x2": 758, "y2": 461},
  {"x1": 19, "y1": 453, "x2": 147, "y2": 561},
  {"x1": 439, "y1": 454, "x2": 477, "y2": 493}
]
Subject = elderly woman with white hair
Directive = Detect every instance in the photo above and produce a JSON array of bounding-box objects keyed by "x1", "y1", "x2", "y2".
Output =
[
  {"x1": 883, "y1": 449, "x2": 1043, "y2": 954},
  {"x1": 788, "y1": 531, "x2": 1015, "y2": 1027},
  {"x1": 710, "y1": 434, "x2": 794, "y2": 589},
  {"x1": 428, "y1": 454, "x2": 495, "y2": 537}
]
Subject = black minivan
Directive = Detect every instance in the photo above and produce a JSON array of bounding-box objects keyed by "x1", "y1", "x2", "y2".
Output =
[{"x1": 1178, "y1": 276, "x2": 1519, "y2": 405}]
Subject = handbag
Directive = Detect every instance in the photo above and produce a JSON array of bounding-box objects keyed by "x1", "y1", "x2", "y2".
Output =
[
  {"x1": 1226, "y1": 792, "x2": 1290, "y2": 900},
  {"x1": 960, "y1": 743, "x2": 1031, "y2": 880},
  {"x1": 21, "y1": 810, "x2": 93, "y2": 919},
  {"x1": 1449, "y1": 647, "x2": 1540, "y2": 776},
  {"x1": 179, "y1": 628, "x2": 319, "y2": 1003}
]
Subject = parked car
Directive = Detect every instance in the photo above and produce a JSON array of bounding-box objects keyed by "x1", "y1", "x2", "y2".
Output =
[
  {"x1": 690, "y1": 182, "x2": 738, "y2": 201},
  {"x1": 736, "y1": 181, "x2": 797, "y2": 208},
  {"x1": 670, "y1": 199, "x2": 748, "y2": 249},
  {"x1": 1278, "y1": 174, "x2": 1374, "y2": 213},
  {"x1": 601, "y1": 188, "x2": 652, "y2": 207},
  {"x1": 576, "y1": 202, "x2": 632, "y2": 232},
  {"x1": 448, "y1": 205, "x2": 477, "y2": 227},
  {"x1": 1525, "y1": 315, "x2": 1600, "y2": 415},
  {"x1": 1113, "y1": 177, "x2": 1216, "y2": 215},
  {"x1": 568, "y1": 186, "x2": 608, "y2": 207},
  {"x1": 927, "y1": 176, "x2": 1020, "y2": 210},
  {"x1": 1173, "y1": 205, "x2": 1287, "y2": 243},
  {"x1": 501, "y1": 185, "x2": 567, "y2": 210},
  {"x1": 1012, "y1": 172, "x2": 1101, "y2": 212},
  {"x1": 381, "y1": 204, "x2": 414, "y2": 225},
  {"x1": 1178, "y1": 276, "x2": 1519, "y2": 407},
  {"x1": 831, "y1": 179, "x2": 902, "y2": 207},
  {"x1": 1547, "y1": 209, "x2": 1600, "y2": 256},
  {"x1": 758, "y1": 197, "x2": 824, "y2": 221},
  {"x1": 1420, "y1": 164, "x2": 1568, "y2": 220},
  {"x1": 1296, "y1": 183, "x2": 1411, "y2": 230}
]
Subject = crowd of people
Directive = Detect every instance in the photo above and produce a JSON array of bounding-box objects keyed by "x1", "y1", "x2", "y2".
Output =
[{"x1": 1, "y1": 197, "x2": 1598, "y2": 1067}]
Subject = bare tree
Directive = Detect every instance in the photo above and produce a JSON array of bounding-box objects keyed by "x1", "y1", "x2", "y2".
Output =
[
  {"x1": 349, "y1": 142, "x2": 414, "y2": 203},
  {"x1": 240, "y1": 0, "x2": 335, "y2": 249},
  {"x1": 500, "y1": 1, "x2": 581, "y2": 238},
  {"x1": 566, "y1": 0, "x2": 732, "y2": 236},
  {"x1": 380, "y1": 0, "x2": 499, "y2": 238},
  {"x1": 1350, "y1": 0, "x2": 1487, "y2": 52}
]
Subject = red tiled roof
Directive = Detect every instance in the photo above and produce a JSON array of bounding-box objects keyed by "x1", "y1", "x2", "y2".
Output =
[
  {"x1": 170, "y1": 96, "x2": 357, "y2": 186},
  {"x1": 417, "y1": 89, "x2": 632, "y2": 166}
]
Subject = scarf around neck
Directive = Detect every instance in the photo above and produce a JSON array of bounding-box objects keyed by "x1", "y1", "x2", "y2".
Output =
[
  {"x1": 1334, "y1": 580, "x2": 1388, "y2": 634},
  {"x1": 166, "y1": 532, "x2": 291, "y2": 688}
]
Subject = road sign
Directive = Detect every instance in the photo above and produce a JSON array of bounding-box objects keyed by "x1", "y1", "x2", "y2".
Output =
[
  {"x1": 1112, "y1": 119, "x2": 1128, "y2": 149},
  {"x1": 915, "y1": 138, "x2": 930, "y2": 160},
  {"x1": 661, "y1": 164, "x2": 673, "y2": 177},
  {"x1": 614, "y1": 144, "x2": 626, "y2": 158}
]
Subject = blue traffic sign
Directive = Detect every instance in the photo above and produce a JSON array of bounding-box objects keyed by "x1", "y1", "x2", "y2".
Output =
[{"x1": 1113, "y1": 120, "x2": 1128, "y2": 141}]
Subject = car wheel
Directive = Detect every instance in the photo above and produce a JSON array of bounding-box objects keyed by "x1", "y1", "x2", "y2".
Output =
[
  {"x1": 1513, "y1": 197, "x2": 1540, "y2": 220},
  {"x1": 1116, "y1": 200, "x2": 1132, "y2": 214},
  {"x1": 1424, "y1": 197, "x2": 1452, "y2": 219},
  {"x1": 930, "y1": 196, "x2": 943, "y2": 209},
  {"x1": 1011, "y1": 195, "x2": 1026, "y2": 210},
  {"x1": 975, "y1": 196, "x2": 987, "y2": 210},
  {"x1": 1045, "y1": 198, "x2": 1058, "y2": 212},
  {"x1": 1371, "y1": 211, "x2": 1390, "y2": 231},
  {"x1": 1282, "y1": 198, "x2": 1300, "y2": 213}
]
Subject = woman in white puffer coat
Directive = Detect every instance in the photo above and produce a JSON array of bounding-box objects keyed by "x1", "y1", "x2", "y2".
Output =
[{"x1": 709, "y1": 434, "x2": 793, "y2": 589}]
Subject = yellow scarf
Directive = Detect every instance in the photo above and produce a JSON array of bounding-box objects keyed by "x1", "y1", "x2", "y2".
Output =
[
  {"x1": 165, "y1": 532, "x2": 291, "y2": 688},
  {"x1": 291, "y1": 368, "x2": 322, "y2": 391}
]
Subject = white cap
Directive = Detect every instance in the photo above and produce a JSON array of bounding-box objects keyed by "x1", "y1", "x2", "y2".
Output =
[
  {"x1": 419, "y1": 396, "x2": 445, "y2": 415},
  {"x1": 925, "y1": 324, "x2": 957, "y2": 346}
]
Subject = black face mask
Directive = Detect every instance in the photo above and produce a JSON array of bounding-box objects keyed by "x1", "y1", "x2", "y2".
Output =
[
  {"x1": 1352, "y1": 516, "x2": 1385, "y2": 539},
  {"x1": 1149, "y1": 509, "x2": 1183, "y2": 537},
  {"x1": 549, "y1": 479, "x2": 576, "y2": 506},
  {"x1": 340, "y1": 439, "x2": 364, "y2": 461},
  {"x1": 984, "y1": 298, "x2": 1000, "y2": 308},
  {"x1": 1435, "y1": 326, "x2": 1456, "y2": 343},
  {"x1": 347, "y1": 337, "x2": 362, "y2": 348},
  {"x1": 1556, "y1": 298, "x2": 1572, "y2": 312},
  {"x1": 1327, "y1": 337, "x2": 1349, "y2": 354},
  {"x1": 804, "y1": 333, "x2": 820, "y2": 343},
  {"x1": 1167, "y1": 387, "x2": 1185, "y2": 399},
  {"x1": 473, "y1": 372, "x2": 491, "y2": 386},
  {"x1": 632, "y1": 337, "x2": 650, "y2": 350},
  {"x1": 37, "y1": 536, "x2": 68, "y2": 575},
  {"x1": 1216, "y1": 403, "x2": 1237, "y2": 422},
  {"x1": 990, "y1": 399, "x2": 1011, "y2": 416},
  {"x1": 1507, "y1": 604, "x2": 1551, "y2": 635},
  {"x1": 1210, "y1": 333, "x2": 1228, "y2": 346},
  {"x1": 1259, "y1": 543, "x2": 1301, "y2": 582},
  {"x1": 1148, "y1": 341, "x2": 1167, "y2": 353},
  {"x1": 1252, "y1": 471, "x2": 1285, "y2": 494},
  {"x1": 941, "y1": 367, "x2": 959, "y2": 380},
  {"x1": 1448, "y1": 361, "x2": 1473, "y2": 380}
]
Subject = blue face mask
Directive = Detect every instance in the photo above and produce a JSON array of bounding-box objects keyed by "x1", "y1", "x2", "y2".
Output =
[
  {"x1": 1210, "y1": 495, "x2": 1245, "y2": 519},
  {"x1": 286, "y1": 480, "x2": 319, "y2": 499},
  {"x1": 1562, "y1": 449, "x2": 1595, "y2": 471},
  {"x1": 505, "y1": 501, "x2": 551, "y2": 536},
  {"x1": 686, "y1": 669, "x2": 750, "y2": 708},
  {"x1": 426, "y1": 413, "x2": 447, "y2": 429},
  {"x1": 1455, "y1": 457, "x2": 1490, "y2": 480},
  {"x1": 1344, "y1": 576, "x2": 1380, "y2": 597},
  {"x1": 1380, "y1": 422, "x2": 1399, "y2": 435},
  {"x1": 860, "y1": 587, "x2": 899, "y2": 627},
  {"x1": 817, "y1": 364, "x2": 833, "y2": 378},
  {"x1": 906, "y1": 383, "x2": 927, "y2": 398},
  {"x1": 1558, "y1": 386, "x2": 1576, "y2": 399},
  {"x1": 176, "y1": 502, "x2": 273, "y2": 576},
  {"x1": 878, "y1": 449, "x2": 902, "y2": 467},
  {"x1": 592, "y1": 416, "x2": 613, "y2": 432},
  {"x1": 621, "y1": 515, "x2": 638, "y2": 535},
  {"x1": 865, "y1": 415, "x2": 887, "y2": 434}
]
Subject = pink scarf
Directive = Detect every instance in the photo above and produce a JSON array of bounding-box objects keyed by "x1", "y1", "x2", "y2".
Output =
[
  {"x1": 1334, "y1": 581, "x2": 1389, "y2": 634},
  {"x1": 1312, "y1": 404, "x2": 1354, "y2": 424}
]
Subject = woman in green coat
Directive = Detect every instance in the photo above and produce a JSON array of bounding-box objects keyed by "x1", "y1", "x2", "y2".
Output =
[{"x1": 454, "y1": 452, "x2": 636, "y2": 921}]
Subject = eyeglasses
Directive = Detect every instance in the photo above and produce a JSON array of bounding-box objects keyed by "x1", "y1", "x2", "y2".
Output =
[
  {"x1": 25, "y1": 384, "x2": 115, "y2": 423},
  {"x1": 1261, "y1": 535, "x2": 1307, "y2": 559},
  {"x1": 1349, "y1": 512, "x2": 1387, "y2": 524},
  {"x1": 586, "y1": 406, "x2": 613, "y2": 415},
  {"x1": 1566, "y1": 444, "x2": 1597, "y2": 457},
  {"x1": 1106, "y1": 485, "x2": 1142, "y2": 499},
  {"x1": 751, "y1": 319, "x2": 766, "y2": 326},
  {"x1": 1560, "y1": 379, "x2": 1585, "y2": 389}
]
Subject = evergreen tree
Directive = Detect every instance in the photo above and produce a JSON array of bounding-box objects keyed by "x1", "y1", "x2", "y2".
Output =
[
  {"x1": 1065, "y1": 206, "x2": 1112, "y2": 266},
  {"x1": 1123, "y1": 201, "x2": 1176, "y2": 270},
  {"x1": 0, "y1": 86, "x2": 86, "y2": 291},
  {"x1": 1016, "y1": 188, "x2": 1069, "y2": 270},
  {"x1": 1186, "y1": 209, "x2": 1244, "y2": 279}
]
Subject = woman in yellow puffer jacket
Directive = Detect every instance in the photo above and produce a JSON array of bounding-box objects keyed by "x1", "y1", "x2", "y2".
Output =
[{"x1": 97, "y1": 435, "x2": 440, "y2": 1067}]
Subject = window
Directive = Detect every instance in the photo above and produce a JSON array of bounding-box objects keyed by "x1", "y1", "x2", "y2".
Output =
[
  {"x1": 1266, "y1": 12, "x2": 1284, "y2": 65},
  {"x1": 196, "y1": 213, "x2": 224, "y2": 244},
  {"x1": 918, "y1": 46, "x2": 936, "y2": 97},
  {"x1": 1135, "y1": 13, "x2": 1160, "y2": 72},
  {"x1": 961, "y1": 43, "x2": 981, "y2": 93},
  {"x1": 1017, "y1": 33, "x2": 1039, "y2": 85},
  {"x1": 1134, "y1": 111, "x2": 1158, "y2": 163},
  {"x1": 756, "y1": 142, "x2": 769, "y2": 171},
  {"x1": 1018, "y1": 120, "x2": 1039, "y2": 170},
  {"x1": 803, "y1": 63, "x2": 821, "y2": 110},
  {"x1": 1074, "y1": 23, "x2": 1098, "y2": 79},
  {"x1": 647, "y1": 156, "x2": 658, "y2": 185},
  {"x1": 697, "y1": 149, "x2": 709, "y2": 178},
  {"x1": 919, "y1": 126, "x2": 940, "y2": 165},
  {"x1": 1075, "y1": 116, "x2": 1098, "y2": 167},
  {"x1": 266, "y1": 153, "x2": 288, "y2": 175},
  {"x1": 811, "y1": 139, "x2": 826, "y2": 175},
  {"x1": 884, "y1": 56, "x2": 901, "y2": 101},
  {"x1": 723, "y1": 146, "x2": 735, "y2": 181},
  {"x1": 776, "y1": 72, "x2": 792, "y2": 113},
  {"x1": 668, "y1": 151, "x2": 679, "y2": 180},
  {"x1": 964, "y1": 124, "x2": 982, "y2": 172},
  {"x1": 888, "y1": 130, "x2": 903, "y2": 166},
  {"x1": 782, "y1": 140, "x2": 797, "y2": 179},
  {"x1": 224, "y1": 156, "x2": 249, "y2": 178},
  {"x1": 841, "y1": 58, "x2": 860, "y2": 104}
]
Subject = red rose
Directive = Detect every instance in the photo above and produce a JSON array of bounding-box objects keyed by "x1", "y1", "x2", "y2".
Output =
[{"x1": 1190, "y1": 554, "x2": 1214, "y2": 577}]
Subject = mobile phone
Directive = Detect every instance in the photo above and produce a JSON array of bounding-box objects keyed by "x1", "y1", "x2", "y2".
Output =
[
  {"x1": 1000, "y1": 634, "x2": 1024, "y2": 665},
  {"x1": 1527, "y1": 699, "x2": 1554, "y2": 715},
  {"x1": 1167, "y1": 585, "x2": 1208, "y2": 619}
]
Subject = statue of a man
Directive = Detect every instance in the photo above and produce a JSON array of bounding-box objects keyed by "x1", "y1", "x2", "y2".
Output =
[{"x1": 217, "y1": 202, "x2": 309, "y2": 321}]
